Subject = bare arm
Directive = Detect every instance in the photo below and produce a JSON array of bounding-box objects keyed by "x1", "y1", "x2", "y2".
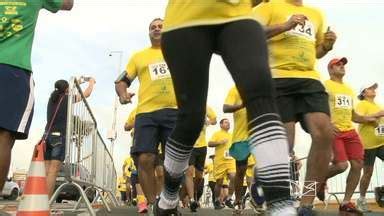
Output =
[
  {"x1": 316, "y1": 28, "x2": 337, "y2": 58},
  {"x1": 208, "y1": 139, "x2": 226, "y2": 147},
  {"x1": 223, "y1": 103, "x2": 244, "y2": 113},
  {"x1": 82, "y1": 78, "x2": 96, "y2": 98},
  {"x1": 352, "y1": 110, "x2": 384, "y2": 123},
  {"x1": 114, "y1": 72, "x2": 135, "y2": 104},
  {"x1": 61, "y1": 0, "x2": 74, "y2": 10}
]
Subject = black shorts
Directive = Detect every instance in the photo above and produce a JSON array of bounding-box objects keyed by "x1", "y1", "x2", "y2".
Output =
[
  {"x1": 189, "y1": 146, "x2": 207, "y2": 171},
  {"x1": 364, "y1": 146, "x2": 384, "y2": 166},
  {"x1": 131, "y1": 108, "x2": 177, "y2": 155},
  {"x1": 0, "y1": 64, "x2": 34, "y2": 139},
  {"x1": 274, "y1": 78, "x2": 330, "y2": 130}
]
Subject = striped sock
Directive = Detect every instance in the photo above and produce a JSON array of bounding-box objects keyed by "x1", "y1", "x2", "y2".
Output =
[
  {"x1": 248, "y1": 113, "x2": 291, "y2": 203},
  {"x1": 159, "y1": 137, "x2": 193, "y2": 209}
]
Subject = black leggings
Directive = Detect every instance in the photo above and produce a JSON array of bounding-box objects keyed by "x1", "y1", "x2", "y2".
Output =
[
  {"x1": 162, "y1": 19, "x2": 289, "y2": 203},
  {"x1": 162, "y1": 19, "x2": 275, "y2": 149}
]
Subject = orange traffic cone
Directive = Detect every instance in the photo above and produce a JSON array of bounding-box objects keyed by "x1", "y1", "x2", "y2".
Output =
[{"x1": 17, "y1": 142, "x2": 50, "y2": 216}]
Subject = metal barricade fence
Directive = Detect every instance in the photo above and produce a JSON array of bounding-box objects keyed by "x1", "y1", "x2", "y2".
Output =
[
  {"x1": 49, "y1": 77, "x2": 118, "y2": 216},
  {"x1": 291, "y1": 156, "x2": 384, "y2": 209}
]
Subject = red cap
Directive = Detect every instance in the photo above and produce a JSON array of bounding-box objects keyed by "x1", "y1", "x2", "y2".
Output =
[{"x1": 328, "y1": 57, "x2": 348, "y2": 69}]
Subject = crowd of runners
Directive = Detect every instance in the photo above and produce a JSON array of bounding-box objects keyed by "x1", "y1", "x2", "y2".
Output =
[{"x1": 1, "y1": 0, "x2": 384, "y2": 216}]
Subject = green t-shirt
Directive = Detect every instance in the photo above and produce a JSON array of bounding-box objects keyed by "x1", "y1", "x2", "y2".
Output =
[{"x1": 0, "y1": 0, "x2": 63, "y2": 71}]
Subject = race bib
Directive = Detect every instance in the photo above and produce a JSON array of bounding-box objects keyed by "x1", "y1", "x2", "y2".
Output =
[
  {"x1": 148, "y1": 62, "x2": 171, "y2": 81},
  {"x1": 375, "y1": 125, "x2": 384, "y2": 137},
  {"x1": 288, "y1": 17, "x2": 316, "y2": 41},
  {"x1": 335, "y1": 94, "x2": 352, "y2": 109},
  {"x1": 224, "y1": 150, "x2": 232, "y2": 159}
]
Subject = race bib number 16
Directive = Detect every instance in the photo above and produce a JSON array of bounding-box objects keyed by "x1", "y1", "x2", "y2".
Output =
[
  {"x1": 375, "y1": 125, "x2": 384, "y2": 137},
  {"x1": 148, "y1": 62, "x2": 171, "y2": 80}
]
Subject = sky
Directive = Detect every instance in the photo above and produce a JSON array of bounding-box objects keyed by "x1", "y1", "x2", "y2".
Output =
[{"x1": 10, "y1": 0, "x2": 384, "y2": 184}]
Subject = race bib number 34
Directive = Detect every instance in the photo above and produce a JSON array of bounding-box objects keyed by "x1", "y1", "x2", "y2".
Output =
[
  {"x1": 335, "y1": 94, "x2": 352, "y2": 109},
  {"x1": 375, "y1": 125, "x2": 384, "y2": 137},
  {"x1": 148, "y1": 62, "x2": 171, "y2": 80}
]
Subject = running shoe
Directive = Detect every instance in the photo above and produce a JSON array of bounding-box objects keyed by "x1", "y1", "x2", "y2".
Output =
[{"x1": 339, "y1": 202, "x2": 363, "y2": 216}]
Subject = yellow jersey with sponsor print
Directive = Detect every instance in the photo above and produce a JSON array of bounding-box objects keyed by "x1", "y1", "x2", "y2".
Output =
[
  {"x1": 253, "y1": 1, "x2": 326, "y2": 80},
  {"x1": 356, "y1": 100, "x2": 384, "y2": 149},
  {"x1": 194, "y1": 106, "x2": 217, "y2": 148},
  {"x1": 163, "y1": 0, "x2": 255, "y2": 32},
  {"x1": 324, "y1": 80, "x2": 355, "y2": 132},
  {"x1": 126, "y1": 47, "x2": 177, "y2": 115},
  {"x1": 224, "y1": 86, "x2": 248, "y2": 144},
  {"x1": 123, "y1": 156, "x2": 136, "y2": 177},
  {"x1": 210, "y1": 129, "x2": 234, "y2": 163}
]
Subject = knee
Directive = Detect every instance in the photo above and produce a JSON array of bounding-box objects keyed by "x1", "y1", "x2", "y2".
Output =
[
  {"x1": 175, "y1": 109, "x2": 205, "y2": 140},
  {"x1": 310, "y1": 122, "x2": 333, "y2": 145},
  {"x1": 138, "y1": 154, "x2": 155, "y2": 168},
  {"x1": 351, "y1": 161, "x2": 363, "y2": 171},
  {"x1": 335, "y1": 162, "x2": 349, "y2": 172}
]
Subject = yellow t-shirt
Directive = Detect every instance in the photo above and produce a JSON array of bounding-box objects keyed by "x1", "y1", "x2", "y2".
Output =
[
  {"x1": 210, "y1": 129, "x2": 234, "y2": 163},
  {"x1": 356, "y1": 100, "x2": 384, "y2": 149},
  {"x1": 123, "y1": 157, "x2": 136, "y2": 177},
  {"x1": 163, "y1": 0, "x2": 255, "y2": 32},
  {"x1": 253, "y1": 1, "x2": 326, "y2": 80},
  {"x1": 117, "y1": 176, "x2": 127, "y2": 192},
  {"x1": 205, "y1": 163, "x2": 216, "y2": 182},
  {"x1": 324, "y1": 80, "x2": 355, "y2": 132},
  {"x1": 194, "y1": 106, "x2": 217, "y2": 148},
  {"x1": 126, "y1": 47, "x2": 177, "y2": 115},
  {"x1": 224, "y1": 86, "x2": 248, "y2": 144}
]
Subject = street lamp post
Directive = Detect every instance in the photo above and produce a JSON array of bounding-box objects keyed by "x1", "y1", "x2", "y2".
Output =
[{"x1": 108, "y1": 51, "x2": 123, "y2": 158}]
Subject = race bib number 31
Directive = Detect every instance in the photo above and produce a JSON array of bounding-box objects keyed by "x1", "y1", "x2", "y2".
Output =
[
  {"x1": 335, "y1": 94, "x2": 352, "y2": 109},
  {"x1": 375, "y1": 125, "x2": 384, "y2": 137},
  {"x1": 148, "y1": 62, "x2": 171, "y2": 80}
]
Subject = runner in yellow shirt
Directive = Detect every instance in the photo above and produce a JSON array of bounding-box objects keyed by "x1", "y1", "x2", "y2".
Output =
[
  {"x1": 117, "y1": 176, "x2": 128, "y2": 204},
  {"x1": 122, "y1": 156, "x2": 135, "y2": 204},
  {"x1": 323, "y1": 57, "x2": 379, "y2": 214},
  {"x1": 204, "y1": 155, "x2": 216, "y2": 207},
  {"x1": 208, "y1": 118, "x2": 236, "y2": 209},
  {"x1": 184, "y1": 106, "x2": 217, "y2": 211},
  {"x1": 223, "y1": 86, "x2": 250, "y2": 210},
  {"x1": 115, "y1": 19, "x2": 177, "y2": 211},
  {"x1": 355, "y1": 83, "x2": 384, "y2": 212},
  {"x1": 158, "y1": 1, "x2": 294, "y2": 215},
  {"x1": 253, "y1": 1, "x2": 337, "y2": 213}
]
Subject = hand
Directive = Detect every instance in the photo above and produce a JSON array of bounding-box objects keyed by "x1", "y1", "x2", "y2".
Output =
[
  {"x1": 332, "y1": 124, "x2": 341, "y2": 137},
  {"x1": 88, "y1": 77, "x2": 96, "y2": 84},
  {"x1": 322, "y1": 27, "x2": 337, "y2": 51},
  {"x1": 119, "y1": 92, "x2": 135, "y2": 105},
  {"x1": 284, "y1": 14, "x2": 307, "y2": 30}
]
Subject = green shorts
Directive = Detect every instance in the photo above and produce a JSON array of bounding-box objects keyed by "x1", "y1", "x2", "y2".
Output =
[{"x1": 229, "y1": 141, "x2": 250, "y2": 161}]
